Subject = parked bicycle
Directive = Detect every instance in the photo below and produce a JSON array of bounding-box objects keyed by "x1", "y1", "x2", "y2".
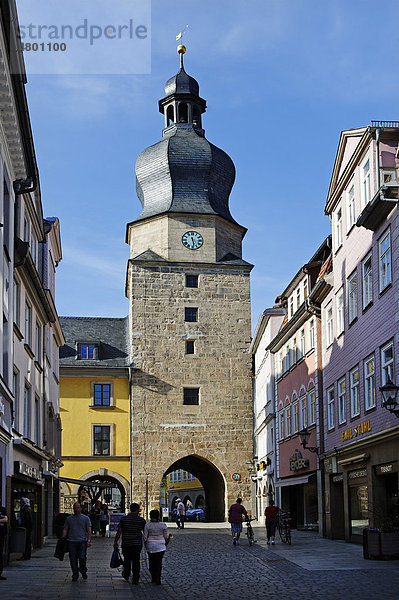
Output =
[
  {"x1": 245, "y1": 517, "x2": 256, "y2": 546},
  {"x1": 278, "y1": 511, "x2": 292, "y2": 545}
]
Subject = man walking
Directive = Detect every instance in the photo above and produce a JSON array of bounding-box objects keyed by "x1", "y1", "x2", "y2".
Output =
[
  {"x1": 114, "y1": 503, "x2": 146, "y2": 584},
  {"x1": 228, "y1": 498, "x2": 247, "y2": 545},
  {"x1": 19, "y1": 498, "x2": 32, "y2": 560},
  {"x1": 0, "y1": 505, "x2": 8, "y2": 580},
  {"x1": 176, "y1": 498, "x2": 185, "y2": 529},
  {"x1": 62, "y1": 502, "x2": 92, "y2": 582}
]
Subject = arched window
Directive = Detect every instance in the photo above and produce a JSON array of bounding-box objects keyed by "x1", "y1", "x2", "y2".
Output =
[
  {"x1": 166, "y1": 105, "x2": 174, "y2": 126},
  {"x1": 193, "y1": 105, "x2": 201, "y2": 127},
  {"x1": 178, "y1": 102, "x2": 188, "y2": 123}
]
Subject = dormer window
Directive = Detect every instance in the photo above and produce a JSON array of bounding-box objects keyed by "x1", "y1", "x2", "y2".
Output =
[{"x1": 78, "y1": 343, "x2": 99, "y2": 360}]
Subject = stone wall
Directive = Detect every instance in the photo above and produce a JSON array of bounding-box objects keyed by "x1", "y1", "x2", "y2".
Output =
[{"x1": 128, "y1": 261, "x2": 253, "y2": 520}]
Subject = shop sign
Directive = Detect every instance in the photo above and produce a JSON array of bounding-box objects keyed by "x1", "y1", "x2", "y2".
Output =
[
  {"x1": 341, "y1": 420, "x2": 372, "y2": 442},
  {"x1": 348, "y1": 469, "x2": 367, "y2": 480},
  {"x1": 375, "y1": 463, "x2": 398, "y2": 476},
  {"x1": 289, "y1": 450, "x2": 309, "y2": 472},
  {"x1": 14, "y1": 461, "x2": 42, "y2": 481},
  {"x1": 332, "y1": 474, "x2": 343, "y2": 483}
]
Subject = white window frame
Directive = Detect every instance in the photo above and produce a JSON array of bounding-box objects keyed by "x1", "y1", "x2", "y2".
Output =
[
  {"x1": 91, "y1": 423, "x2": 113, "y2": 456},
  {"x1": 279, "y1": 411, "x2": 285, "y2": 441},
  {"x1": 378, "y1": 228, "x2": 391, "y2": 293},
  {"x1": 326, "y1": 303, "x2": 333, "y2": 347},
  {"x1": 290, "y1": 337, "x2": 297, "y2": 366},
  {"x1": 348, "y1": 270, "x2": 357, "y2": 324},
  {"x1": 362, "y1": 252, "x2": 373, "y2": 309},
  {"x1": 309, "y1": 318, "x2": 315, "y2": 350},
  {"x1": 23, "y1": 384, "x2": 31, "y2": 439},
  {"x1": 298, "y1": 328, "x2": 305, "y2": 360},
  {"x1": 336, "y1": 288, "x2": 344, "y2": 336},
  {"x1": 361, "y1": 156, "x2": 371, "y2": 209},
  {"x1": 347, "y1": 181, "x2": 356, "y2": 230},
  {"x1": 292, "y1": 400, "x2": 299, "y2": 434},
  {"x1": 25, "y1": 302, "x2": 32, "y2": 347},
  {"x1": 350, "y1": 366, "x2": 360, "y2": 417},
  {"x1": 381, "y1": 340, "x2": 394, "y2": 386},
  {"x1": 284, "y1": 406, "x2": 291, "y2": 437},
  {"x1": 335, "y1": 205, "x2": 343, "y2": 250},
  {"x1": 299, "y1": 395, "x2": 307, "y2": 430},
  {"x1": 327, "y1": 387, "x2": 335, "y2": 430},
  {"x1": 91, "y1": 381, "x2": 114, "y2": 407},
  {"x1": 338, "y1": 377, "x2": 346, "y2": 425},
  {"x1": 364, "y1": 354, "x2": 375, "y2": 411},
  {"x1": 296, "y1": 287, "x2": 301, "y2": 310},
  {"x1": 307, "y1": 389, "x2": 316, "y2": 425},
  {"x1": 283, "y1": 342, "x2": 290, "y2": 373},
  {"x1": 289, "y1": 297, "x2": 294, "y2": 318}
]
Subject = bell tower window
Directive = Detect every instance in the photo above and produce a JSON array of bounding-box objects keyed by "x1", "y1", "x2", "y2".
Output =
[
  {"x1": 193, "y1": 105, "x2": 201, "y2": 127},
  {"x1": 166, "y1": 105, "x2": 174, "y2": 126},
  {"x1": 178, "y1": 102, "x2": 188, "y2": 123}
]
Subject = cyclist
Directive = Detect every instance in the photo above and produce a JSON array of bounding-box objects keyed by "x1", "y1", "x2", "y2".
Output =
[
  {"x1": 264, "y1": 500, "x2": 280, "y2": 545},
  {"x1": 228, "y1": 498, "x2": 247, "y2": 545}
]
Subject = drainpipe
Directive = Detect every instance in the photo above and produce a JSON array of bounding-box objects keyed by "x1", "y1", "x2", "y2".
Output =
[{"x1": 376, "y1": 127, "x2": 381, "y2": 189}]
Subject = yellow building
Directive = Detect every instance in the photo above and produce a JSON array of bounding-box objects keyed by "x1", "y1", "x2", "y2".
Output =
[
  {"x1": 59, "y1": 317, "x2": 131, "y2": 513},
  {"x1": 161, "y1": 469, "x2": 205, "y2": 518}
]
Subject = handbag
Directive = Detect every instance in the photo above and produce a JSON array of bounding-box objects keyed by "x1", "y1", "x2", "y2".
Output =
[
  {"x1": 110, "y1": 547, "x2": 123, "y2": 568},
  {"x1": 54, "y1": 537, "x2": 68, "y2": 561}
]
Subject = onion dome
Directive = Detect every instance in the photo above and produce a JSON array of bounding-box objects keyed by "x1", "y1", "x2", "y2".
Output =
[{"x1": 134, "y1": 47, "x2": 237, "y2": 224}]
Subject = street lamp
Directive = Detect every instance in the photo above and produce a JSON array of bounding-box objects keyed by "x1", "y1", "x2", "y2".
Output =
[
  {"x1": 380, "y1": 378, "x2": 399, "y2": 418},
  {"x1": 299, "y1": 428, "x2": 319, "y2": 454}
]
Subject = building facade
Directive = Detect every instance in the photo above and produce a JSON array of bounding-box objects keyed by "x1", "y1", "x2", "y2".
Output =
[
  {"x1": 0, "y1": 0, "x2": 64, "y2": 550},
  {"x1": 59, "y1": 317, "x2": 130, "y2": 513},
  {"x1": 126, "y1": 48, "x2": 254, "y2": 521},
  {"x1": 270, "y1": 238, "x2": 331, "y2": 532},
  {"x1": 322, "y1": 123, "x2": 399, "y2": 543},
  {"x1": 250, "y1": 308, "x2": 285, "y2": 524}
]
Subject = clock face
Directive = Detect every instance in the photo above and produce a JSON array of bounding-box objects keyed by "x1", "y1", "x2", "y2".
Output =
[{"x1": 182, "y1": 231, "x2": 203, "y2": 250}]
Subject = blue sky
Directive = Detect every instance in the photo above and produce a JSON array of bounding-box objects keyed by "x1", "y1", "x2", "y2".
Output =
[{"x1": 18, "y1": 0, "x2": 399, "y2": 331}]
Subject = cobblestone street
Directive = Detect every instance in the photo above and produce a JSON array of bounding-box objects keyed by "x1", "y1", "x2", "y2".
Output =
[{"x1": 2, "y1": 525, "x2": 399, "y2": 600}]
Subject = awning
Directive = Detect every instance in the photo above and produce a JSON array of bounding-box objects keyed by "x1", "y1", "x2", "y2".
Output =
[
  {"x1": 275, "y1": 474, "x2": 312, "y2": 488},
  {"x1": 59, "y1": 476, "x2": 118, "y2": 488}
]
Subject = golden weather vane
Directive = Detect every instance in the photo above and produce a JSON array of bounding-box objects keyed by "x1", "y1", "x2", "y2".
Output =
[
  {"x1": 176, "y1": 25, "x2": 189, "y2": 42},
  {"x1": 176, "y1": 25, "x2": 189, "y2": 55}
]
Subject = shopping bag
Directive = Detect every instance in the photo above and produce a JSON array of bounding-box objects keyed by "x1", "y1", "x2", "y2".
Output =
[{"x1": 110, "y1": 547, "x2": 123, "y2": 568}]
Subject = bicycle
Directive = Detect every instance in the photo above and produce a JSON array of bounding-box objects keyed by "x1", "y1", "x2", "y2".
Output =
[
  {"x1": 245, "y1": 517, "x2": 257, "y2": 546},
  {"x1": 278, "y1": 511, "x2": 292, "y2": 545}
]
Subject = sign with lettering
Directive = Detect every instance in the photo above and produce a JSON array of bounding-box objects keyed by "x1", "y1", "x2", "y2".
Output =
[
  {"x1": 289, "y1": 450, "x2": 309, "y2": 472},
  {"x1": 14, "y1": 461, "x2": 41, "y2": 481},
  {"x1": 341, "y1": 420, "x2": 372, "y2": 442},
  {"x1": 348, "y1": 469, "x2": 367, "y2": 480},
  {"x1": 108, "y1": 512, "x2": 125, "y2": 533},
  {"x1": 375, "y1": 463, "x2": 398, "y2": 476}
]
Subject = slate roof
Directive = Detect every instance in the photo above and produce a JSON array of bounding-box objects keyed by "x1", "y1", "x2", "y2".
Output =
[
  {"x1": 164, "y1": 62, "x2": 199, "y2": 97},
  {"x1": 135, "y1": 127, "x2": 236, "y2": 224},
  {"x1": 59, "y1": 316, "x2": 130, "y2": 369}
]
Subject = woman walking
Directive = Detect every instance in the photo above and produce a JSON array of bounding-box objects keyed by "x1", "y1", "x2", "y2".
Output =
[{"x1": 143, "y1": 509, "x2": 170, "y2": 585}]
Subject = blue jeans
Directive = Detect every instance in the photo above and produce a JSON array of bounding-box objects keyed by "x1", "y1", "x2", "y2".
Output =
[{"x1": 68, "y1": 541, "x2": 87, "y2": 578}]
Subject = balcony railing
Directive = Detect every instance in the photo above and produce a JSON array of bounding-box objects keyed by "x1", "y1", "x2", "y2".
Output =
[{"x1": 371, "y1": 120, "x2": 399, "y2": 128}]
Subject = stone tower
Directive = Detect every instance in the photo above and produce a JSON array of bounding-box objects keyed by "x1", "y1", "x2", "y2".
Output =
[{"x1": 126, "y1": 47, "x2": 253, "y2": 521}]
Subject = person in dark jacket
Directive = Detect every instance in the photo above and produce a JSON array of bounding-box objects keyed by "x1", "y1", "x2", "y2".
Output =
[
  {"x1": 114, "y1": 503, "x2": 146, "y2": 584},
  {"x1": 19, "y1": 498, "x2": 33, "y2": 560}
]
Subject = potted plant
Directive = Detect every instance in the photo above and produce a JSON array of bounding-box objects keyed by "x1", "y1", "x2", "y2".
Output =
[{"x1": 364, "y1": 506, "x2": 399, "y2": 560}]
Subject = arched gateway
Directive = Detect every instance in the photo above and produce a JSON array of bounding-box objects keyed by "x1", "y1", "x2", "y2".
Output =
[{"x1": 127, "y1": 48, "x2": 253, "y2": 520}]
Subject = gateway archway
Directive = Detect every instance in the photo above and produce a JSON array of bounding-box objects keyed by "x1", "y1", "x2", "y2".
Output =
[{"x1": 161, "y1": 455, "x2": 225, "y2": 522}]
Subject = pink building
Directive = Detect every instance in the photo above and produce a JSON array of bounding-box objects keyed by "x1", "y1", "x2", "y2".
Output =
[{"x1": 321, "y1": 123, "x2": 399, "y2": 543}]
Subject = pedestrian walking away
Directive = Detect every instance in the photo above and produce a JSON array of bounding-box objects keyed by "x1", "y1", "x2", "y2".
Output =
[
  {"x1": 228, "y1": 498, "x2": 248, "y2": 545},
  {"x1": 265, "y1": 500, "x2": 280, "y2": 545},
  {"x1": 100, "y1": 504, "x2": 108, "y2": 538},
  {"x1": 19, "y1": 498, "x2": 33, "y2": 560},
  {"x1": 176, "y1": 498, "x2": 186, "y2": 529},
  {"x1": 62, "y1": 502, "x2": 92, "y2": 581},
  {"x1": 0, "y1": 505, "x2": 8, "y2": 580},
  {"x1": 143, "y1": 509, "x2": 171, "y2": 585},
  {"x1": 113, "y1": 502, "x2": 146, "y2": 584},
  {"x1": 90, "y1": 501, "x2": 101, "y2": 537}
]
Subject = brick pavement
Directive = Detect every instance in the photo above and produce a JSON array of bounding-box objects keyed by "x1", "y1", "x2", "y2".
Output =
[{"x1": 1, "y1": 525, "x2": 399, "y2": 600}]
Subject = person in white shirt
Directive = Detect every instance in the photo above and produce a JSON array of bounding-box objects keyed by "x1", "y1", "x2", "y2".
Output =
[
  {"x1": 143, "y1": 509, "x2": 170, "y2": 585},
  {"x1": 176, "y1": 499, "x2": 186, "y2": 529}
]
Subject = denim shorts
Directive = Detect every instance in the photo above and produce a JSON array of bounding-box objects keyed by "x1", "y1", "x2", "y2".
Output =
[{"x1": 230, "y1": 522, "x2": 243, "y2": 534}]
